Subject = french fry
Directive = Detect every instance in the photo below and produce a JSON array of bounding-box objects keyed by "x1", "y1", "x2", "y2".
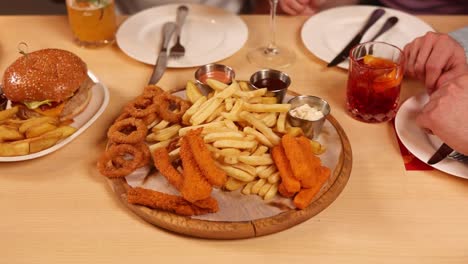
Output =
[
  {"x1": 252, "y1": 145, "x2": 269, "y2": 156},
  {"x1": 25, "y1": 123, "x2": 57, "y2": 138},
  {"x1": 0, "y1": 106, "x2": 19, "y2": 121},
  {"x1": 242, "y1": 181, "x2": 256, "y2": 195},
  {"x1": 18, "y1": 116, "x2": 58, "y2": 134},
  {"x1": 286, "y1": 126, "x2": 304, "y2": 137},
  {"x1": 223, "y1": 156, "x2": 238, "y2": 165},
  {"x1": 178, "y1": 121, "x2": 224, "y2": 136},
  {"x1": 310, "y1": 139, "x2": 327, "y2": 155},
  {"x1": 0, "y1": 141, "x2": 29, "y2": 156},
  {"x1": 257, "y1": 165, "x2": 277, "y2": 178},
  {"x1": 243, "y1": 102, "x2": 291, "y2": 113},
  {"x1": 152, "y1": 120, "x2": 170, "y2": 131},
  {"x1": 29, "y1": 131, "x2": 62, "y2": 153},
  {"x1": 206, "y1": 78, "x2": 228, "y2": 91},
  {"x1": 239, "y1": 81, "x2": 250, "y2": 91},
  {"x1": 205, "y1": 104, "x2": 225, "y2": 123},
  {"x1": 204, "y1": 131, "x2": 245, "y2": 143},
  {"x1": 267, "y1": 172, "x2": 280, "y2": 184},
  {"x1": 213, "y1": 139, "x2": 257, "y2": 149},
  {"x1": 148, "y1": 139, "x2": 173, "y2": 152},
  {"x1": 231, "y1": 163, "x2": 257, "y2": 176},
  {"x1": 238, "y1": 154, "x2": 273, "y2": 166},
  {"x1": 147, "y1": 124, "x2": 181, "y2": 142},
  {"x1": 219, "y1": 148, "x2": 241, "y2": 157},
  {"x1": 225, "y1": 177, "x2": 247, "y2": 191},
  {"x1": 276, "y1": 112, "x2": 287, "y2": 133},
  {"x1": 263, "y1": 184, "x2": 278, "y2": 200},
  {"x1": 225, "y1": 98, "x2": 233, "y2": 111},
  {"x1": 262, "y1": 112, "x2": 278, "y2": 127},
  {"x1": 53, "y1": 125, "x2": 77, "y2": 139},
  {"x1": 218, "y1": 163, "x2": 255, "y2": 182},
  {"x1": 190, "y1": 97, "x2": 223, "y2": 125},
  {"x1": 185, "y1": 80, "x2": 204, "y2": 103},
  {"x1": 214, "y1": 81, "x2": 238, "y2": 99},
  {"x1": 223, "y1": 119, "x2": 238, "y2": 130},
  {"x1": 234, "y1": 88, "x2": 267, "y2": 98},
  {"x1": 239, "y1": 111, "x2": 281, "y2": 145},
  {"x1": 251, "y1": 179, "x2": 267, "y2": 194},
  {"x1": 0, "y1": 126, "x2": 24, "y2": 141},
  {"x1": 243, "y1": 126, "x2": 273, "y2": 147},
  {"x1": 182, "y1": 96, "x2": 207, "y2": 125},
  {"x1": 258, "y1": 182, "x2": 273, "y2": 197}
]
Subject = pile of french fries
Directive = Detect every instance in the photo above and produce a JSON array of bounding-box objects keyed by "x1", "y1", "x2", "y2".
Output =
[
  {"x1": 0, "y1": 106, "x2": 77, "y2": 156},
  {"x1": 146, "y1": 79, "x2": 326, "y2": 200}
]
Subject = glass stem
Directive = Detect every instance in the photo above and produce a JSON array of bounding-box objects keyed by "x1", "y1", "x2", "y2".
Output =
[{"x1": 266, "y1": 0, "x2": 278, "y2": 54}]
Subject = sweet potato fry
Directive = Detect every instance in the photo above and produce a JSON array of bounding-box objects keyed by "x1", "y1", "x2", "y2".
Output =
[
  {"x1": 271, "y1": 144, "x2": 301, "y2": 194},
  {"x1": 293, "y1": 166, "x2": 331, "y2": 209},
  {"x1": 152, "y1": 147, "x2": 184, "y2": 190},
  {"x1": 186, "y1": 128, "x2": 227, "y2": 187},
  {"x1": 180, "y1": 136, "x2": 212, "y2": 203}
]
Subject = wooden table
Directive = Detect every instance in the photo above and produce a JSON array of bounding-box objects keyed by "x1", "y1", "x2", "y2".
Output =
[{"x1": 1, "y1": 14, "x2": 468, "y2": 263}]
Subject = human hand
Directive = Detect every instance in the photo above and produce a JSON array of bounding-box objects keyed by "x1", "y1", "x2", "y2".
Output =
[
  {"x1": 279, "y1": 0, "x2": 317, "y2": 15},
  {"x1": 416, "y1": 74, "x2": 468, "y2": 155},
  {"x1": 403, "y1": 32, "x2": 468, "y2": 93}
]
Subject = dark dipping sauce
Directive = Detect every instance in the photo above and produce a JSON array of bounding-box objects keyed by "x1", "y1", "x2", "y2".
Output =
[
  {"x1": 198, "y1": 71, "x2": 232, "y2": 84},
  {"x1": 253, "y1": 78, "x2": 288, "y2": 91}
]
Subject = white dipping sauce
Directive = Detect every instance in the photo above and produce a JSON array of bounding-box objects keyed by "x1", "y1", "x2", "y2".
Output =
[{"x1": 290, "y1": 104, "x2": 324, "y2": 121}]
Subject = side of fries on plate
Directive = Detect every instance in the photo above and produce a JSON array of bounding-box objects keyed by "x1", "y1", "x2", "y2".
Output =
[
  {"x1": 0, "y1": 106, "x2": 77, "y2": 156},
  {"x1": 98, "y1": 75, "x2": 330, "y2": 217}
]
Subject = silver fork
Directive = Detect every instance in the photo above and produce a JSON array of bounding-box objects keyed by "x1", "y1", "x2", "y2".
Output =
[
  {"x1": 450, "y1": 152, "x2": 468, "y2": 163},
  {"x1": 169, "y1": 5, "x2": 189, "y2": 59}
]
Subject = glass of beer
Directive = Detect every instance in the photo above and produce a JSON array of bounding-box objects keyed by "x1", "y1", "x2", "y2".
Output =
[
  {"x1": 346, "y1": 42, "x2": 404, "y2": 123},
  {"x1": 66, "y1": 0, "x2": 117, "y2": 47}
]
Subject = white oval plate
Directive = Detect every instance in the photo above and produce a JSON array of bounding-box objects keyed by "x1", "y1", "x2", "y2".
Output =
[
  {"x1": 394, "y1": 93, "x2": 468, "y2": 179},
  {"x1": 0, "y1": 71, "x2": 110, "y2": 162},
  {"x1": 301, "y1": 5, "x2": 434, "y2": 69},
  {"x1": 116, "y1": 3, "x2": 248, "y2": 68}
]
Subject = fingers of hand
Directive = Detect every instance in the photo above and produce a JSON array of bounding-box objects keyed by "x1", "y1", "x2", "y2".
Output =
[{"x1": 279, "y1": 0, "x2": 310, "y2": 15}]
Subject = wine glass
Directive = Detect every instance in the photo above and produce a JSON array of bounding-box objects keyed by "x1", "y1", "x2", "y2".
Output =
[{"x1": 247, "y1": 0, "x2": 295, "y2": 68}]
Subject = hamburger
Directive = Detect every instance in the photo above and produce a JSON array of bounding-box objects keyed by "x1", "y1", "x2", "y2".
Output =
[{"x1": 2, "y1": 48, "x2": 93, "y2": 121}]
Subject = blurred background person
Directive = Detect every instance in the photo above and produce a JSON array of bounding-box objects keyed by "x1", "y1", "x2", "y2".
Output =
[{"x1": 278, "y1": 0, "x2": 468, "y2": 15}]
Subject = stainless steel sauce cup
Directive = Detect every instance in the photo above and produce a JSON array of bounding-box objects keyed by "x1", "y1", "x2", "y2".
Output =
[
  {"x1": 249, "y1": 69, "x2": 291, "y2": 103},
  {"x1": 287, "y1": 95, "x2": 331, "y2": 139},
  {"x1": 194, "y1": 64, "x2": 235, "y2": 93}
]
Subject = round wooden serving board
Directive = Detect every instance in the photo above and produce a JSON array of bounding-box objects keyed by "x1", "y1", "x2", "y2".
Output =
[{"x1": 109, "y1": 113, "x2": 352, "y2": 239}]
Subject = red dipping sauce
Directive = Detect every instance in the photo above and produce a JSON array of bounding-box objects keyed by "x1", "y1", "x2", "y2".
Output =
[{"x1": 198, "y1": 71, "x2": 232, "y2": 84}]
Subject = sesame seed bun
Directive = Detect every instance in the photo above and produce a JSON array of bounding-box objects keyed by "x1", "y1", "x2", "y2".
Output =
[{"x1": 2, "y1": 48, "x2": 88, "y2": 102}]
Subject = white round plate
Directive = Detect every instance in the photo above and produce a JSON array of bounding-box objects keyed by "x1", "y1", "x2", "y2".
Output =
[
  {"x1": 116, "y1": 3, "x2": 248, "y2": 68},
  {"x1": 0, "y1": 71, "x2": 110, "y2": 162},
  {"x1": 394, "y1": 93, "x2": 468, "y2": 179},
  {"x1": 301, "y1": 5, "x2": 434, "y2": 69}
]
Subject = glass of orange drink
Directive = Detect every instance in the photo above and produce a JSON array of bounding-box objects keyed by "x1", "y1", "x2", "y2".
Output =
[
  {"x1": 66, "y1": 0, "x2": 117, "y2": 47},
  {"x1": 346, "y1": 42, "x2": 405, "y2": 123}
]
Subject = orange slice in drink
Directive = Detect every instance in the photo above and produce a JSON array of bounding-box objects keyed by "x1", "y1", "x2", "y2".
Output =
[{"x1": 363, "y1": 55, "x2": 395, "y2": 68}]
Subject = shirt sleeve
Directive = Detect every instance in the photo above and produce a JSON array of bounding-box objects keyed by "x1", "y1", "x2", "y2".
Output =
[{"x1": 449, "y1": 26, "x2": 468, "y2": 62}]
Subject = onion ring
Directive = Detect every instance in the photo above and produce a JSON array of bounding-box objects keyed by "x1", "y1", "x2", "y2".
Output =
[
  {"x1": 156, "y1": 93, "x2": 190, "y2": 123},
  {"x1": 97, "y1": 144, "x2": 144, "y2": 178},
  {"x1": 143, "y1": 85, "x2": 163, "y2": 99},
  {"x1": 107, "y1": 117, "x2": 147, "y2": 144},
  {"x1": 124, "y1": 96, "x2": 158, "y2": 118}
]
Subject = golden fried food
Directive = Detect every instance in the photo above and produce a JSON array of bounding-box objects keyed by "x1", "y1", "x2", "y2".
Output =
[
  {"x1": 185, "y1": 128, "x2": 227, "y2": 187},
  {"x1": 281, "y1": 134, "x2": 313, "y2": 182},
  {"x1": 293, "y1": 166, "x2": 331, "y2": 209},
  {"x1": 152, "y1": 147, "x2": 184, "y2": 190},
  {"x1": 296, "y1": 136, "x2": 321, "y2": 188},
  {"x1": 271, "y1": 144, "x2": 301, "y2": 194},
  {"x1": 107, "y1": 117, "x2": 147, "y2": 144},
  {"x1": 97, "y1": 144, "x2": 144, "y2": 178},
  {"x1": 127, "y1": 187, "x2": 217, "y2": 216},
  {"x1": 179, "y1": 136, "x2": 212, "y2": 203}
]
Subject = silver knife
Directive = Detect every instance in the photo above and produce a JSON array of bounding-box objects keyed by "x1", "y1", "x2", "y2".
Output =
[
  {"x1": 148, "y1": 22, "x2": 177, "y2": 85},
  {"x1": 327, "y1": 8, "x2": 385, "y2": 68},
  {"x1": 427, "y1": 143, "x2": 453, "y2": 165}
]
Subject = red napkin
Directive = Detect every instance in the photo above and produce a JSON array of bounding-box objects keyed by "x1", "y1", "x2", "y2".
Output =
[{"x1": 392, "y1": 121, "x2": 433, "y2": 171}]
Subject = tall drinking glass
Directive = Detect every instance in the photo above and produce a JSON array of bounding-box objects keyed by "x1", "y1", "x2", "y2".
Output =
[
  {"x1": 347, "y1": 41, "x2": 404, "y2": 123},
  {"x1": 66, "y1": 0, "x2": 117, "y2": 47},
  {"x1": 247, "y1": 0, "x2": 295, "y2": 68}
]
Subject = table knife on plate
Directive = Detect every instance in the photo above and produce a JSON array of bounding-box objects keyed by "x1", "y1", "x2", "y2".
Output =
[
  {"x1": 427, "y1": 143, "x2": 453, "y2": 165},
  {"x1": 148, "y1": 22, "x2": 177, "y2": 85},
  {"x1": 327, "y1": 8, "x2": 385, "y2": 68}
]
